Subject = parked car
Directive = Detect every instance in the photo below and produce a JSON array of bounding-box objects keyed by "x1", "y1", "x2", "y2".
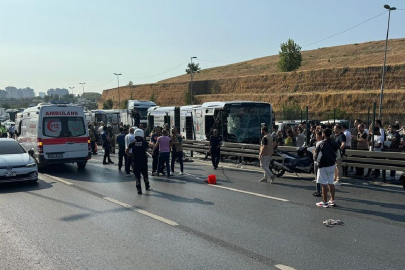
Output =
[{"x1": 0, "y1": 138, "x2": 38, "y2": 183}]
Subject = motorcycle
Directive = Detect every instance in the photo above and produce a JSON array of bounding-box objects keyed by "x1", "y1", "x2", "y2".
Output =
[{"x1": 269, "y1": 146, "x2": 315, "y2": 177}]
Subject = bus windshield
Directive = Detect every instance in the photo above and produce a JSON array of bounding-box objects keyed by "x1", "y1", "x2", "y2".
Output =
[{"x1": 224, "y1": 104, "x2": 271, "y2": 144}]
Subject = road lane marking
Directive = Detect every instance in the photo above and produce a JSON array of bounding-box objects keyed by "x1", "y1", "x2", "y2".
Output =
[
  {"x1": 208, "y1": 184, "x2": 289, "y2": 202},
  {"x1": 40, "y1": 173, "x2": 179, "y2": 227},
  {"x1": 275, "y1": 264, "x2": 298, "y2": 270},
  {"x1": 103, "y1": 196, "x2": 179, "y2": 226},
  {"x1": 41, "y1": 174, "x2": 73, "y2": 185}
]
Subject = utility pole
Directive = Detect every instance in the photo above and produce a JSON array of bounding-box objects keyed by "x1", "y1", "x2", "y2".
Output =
[
  {"x1": 79, "y1": 83, "x2": 86, "y2": 108},
  {"x1": 190, "y1": 57, "x2": 197, "y2": 105},
  {"x1": 114, "y1": 73, "x2": 122, "y2": 109},
  {"x1": 378, "y1": 4, "x2": 396, "y2": 119}
]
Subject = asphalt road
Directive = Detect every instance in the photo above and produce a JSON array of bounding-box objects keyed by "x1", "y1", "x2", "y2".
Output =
[{"x1": 1, "y1": 152, "x2": 405, "y2": 270}]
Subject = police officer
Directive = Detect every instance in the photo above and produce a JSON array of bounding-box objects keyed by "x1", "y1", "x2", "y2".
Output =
[
  {"x1": 126, "y1": 129, "x2": 150, "y2": 195},
  {"x1": 116, "y1": 127, "x2": 127, "y2": 172}
]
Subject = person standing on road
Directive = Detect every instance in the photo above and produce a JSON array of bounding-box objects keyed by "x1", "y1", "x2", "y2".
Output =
[
  {"x1": 150, "y1": 126, "x2": 162, "y2": 176},
  {"x1": 388, "y1": 124, "x2": 401, "y2": 180},
  {"x1": 333, "y1": 124, "x2": 346, "y2": 186},
  {"x1": 259, "y1": 126, "x2": 276, "y2": 183},
  {"x1": 102, "y1": 126, "x2": 114, "y2": 165},
  {"x1": 0, "y1": 123, "x2": 7, "y2": 138},
  {"x1": 8, "y1": 124, "x2": 15, "y2": 139},
  {"x1": 126, "y1": 129, "x2": 150, "y2": 195},
  {"x1": 170, "y1": 127, "x2": 184, "y2": 175},
  {"x1": 154, "y1": 129, "x2": 172, "y2": 178},
  {"x1": 124, "y1": 128, "x2": 135, "y2": 176},
  {"x1": 116, "y1": 127, "x2": 127, "y2": 172},
  {"x1": 314, "y1": 128, "x2": 340, "y2": 208},
  {"x1": 312, "y1": 131, "x2": 323, "y2": 197},
  {"x1": 88, "y1": 124, "x2": 97, "y2": 155},
  {"x1": 209, "y1": 129, "x2": 222, "y2": 170}
]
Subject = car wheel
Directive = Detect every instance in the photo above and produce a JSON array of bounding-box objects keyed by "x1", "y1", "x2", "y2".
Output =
[{"x1": 77, "y1": 162, "x2": 87, "y2": 169}]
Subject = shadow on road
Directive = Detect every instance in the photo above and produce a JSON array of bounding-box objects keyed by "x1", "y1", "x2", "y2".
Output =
[
  {"x1": 0, "y1": 179, "x2": 53, "y2": 194},
  {"x1": 145, "y1": 190, "x2": 214, "y2": 205}
]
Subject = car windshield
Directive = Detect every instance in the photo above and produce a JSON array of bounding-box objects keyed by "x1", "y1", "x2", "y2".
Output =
[{"x1": 0, "y1": 141, "x2": 26, "y2": 155}]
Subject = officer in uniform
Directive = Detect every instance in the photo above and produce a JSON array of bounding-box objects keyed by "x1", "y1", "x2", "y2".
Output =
[{"x1": 126, "y1": 129, "x2": 150, "y2": 194}]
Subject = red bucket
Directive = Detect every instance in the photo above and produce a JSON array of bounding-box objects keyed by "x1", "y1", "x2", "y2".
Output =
[{"x1": 207, "y1": 174, "x2": 216, "y2": 184}]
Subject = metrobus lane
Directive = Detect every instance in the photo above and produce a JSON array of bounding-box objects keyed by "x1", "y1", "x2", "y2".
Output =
[
  {"x1": 0, "y1": 176, "x2": 278, "y2": 270},
  {"x1": 39, "y1": 155, "x2": 405, "y2": 270}
]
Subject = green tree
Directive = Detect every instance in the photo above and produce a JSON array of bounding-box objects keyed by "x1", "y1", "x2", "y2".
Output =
[
  {"x1": 186, "y1": 62, "x2": 201, "y2": 74},
  {"x1": 150, "y1": 93, "x2": 156, "y2": 103},
  {"x1": 103, "y1": 99, "x2": 113, "y2": 109},
  {"x1": 184, "y1": 90, "x2": 192, "y2": 105},
  {"x1": 44, "y1": 95, "x2": 51, "y2": 103},
  {"x1": 278, "y1": 39, "x2": 302, "y2": 72},
  {"x1": 122, "y1": 99, "x2": 129, "y2": 109},
  {"x1": 2, "y1": 103, "x2": 10, "y2": 110},
  {"x1": 127, "y1": 81, "x2": 134, "y2": 86},
  {"x1": 82, "y1": 92, "x2": 101, "y2": 102}
]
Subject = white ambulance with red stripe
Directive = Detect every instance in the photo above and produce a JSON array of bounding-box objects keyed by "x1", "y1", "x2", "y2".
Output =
[{"x1": 18, "y1": 103, "x2": 91, "y2": 169}]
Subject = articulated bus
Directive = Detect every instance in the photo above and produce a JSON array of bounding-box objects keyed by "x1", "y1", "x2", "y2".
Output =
[
  {"x1": 192, "y1": 101, "x2": 273, "y2": 144},
  {"x1": 146, "y1": 101, "x2": 273, "y2": 144}
]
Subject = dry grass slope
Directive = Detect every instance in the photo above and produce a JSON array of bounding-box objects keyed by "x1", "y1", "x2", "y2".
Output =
[{"x1": 101, "y1": 38, "x2": 405, "y2": 121}]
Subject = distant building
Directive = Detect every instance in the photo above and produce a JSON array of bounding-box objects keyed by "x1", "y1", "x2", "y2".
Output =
[
  {"x1": 0, "y1": 90, "x2": 7, "y2": 99},
  {"x1": 38, "y1": 92, "x2": 46, "y2": 98},
  {"x1": 47, "y1": 88, "x2": 69, "y2": 98},
  {"x1": 4, "y1": 86, "x2": 35, "y2": 99}
]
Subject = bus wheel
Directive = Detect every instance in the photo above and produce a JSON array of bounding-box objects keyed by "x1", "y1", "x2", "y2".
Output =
[{"x1": 77, "y1": 162, "x2": 87, "y2": 169}]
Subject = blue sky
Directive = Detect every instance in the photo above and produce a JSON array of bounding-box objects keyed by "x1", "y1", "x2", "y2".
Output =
[{"x1": 0, "y1": 0, "x2": 404, "y2": 95}]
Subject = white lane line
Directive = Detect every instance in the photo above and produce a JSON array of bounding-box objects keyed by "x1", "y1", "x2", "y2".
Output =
[
  {"x1": 103, "y1": 197, "x2": 179, "y2": 226},
  {"x1": 208, "y1": 184, "x2": 289, "y2": 202},
  {"x1": 275, "y1": 264, "x2": 298, "y2": 270},
  {"x1": 183, "y1": 171, "x2": 289, "y2": 202},
  {"x1": 135, "y1": 209, "x2": 179, "y2": 226},
  {"x1": 41, "y1": 174, "x2": 73, "y2": 185}
]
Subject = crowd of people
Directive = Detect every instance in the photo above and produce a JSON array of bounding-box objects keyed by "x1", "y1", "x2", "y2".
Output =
[{"x1": 260, "y1": 119, "x2": 405, "y2": 208}]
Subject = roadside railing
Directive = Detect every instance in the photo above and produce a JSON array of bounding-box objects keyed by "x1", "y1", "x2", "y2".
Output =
[{"x1": 182, "y1": 140, "x2": 404, "y2": 181}]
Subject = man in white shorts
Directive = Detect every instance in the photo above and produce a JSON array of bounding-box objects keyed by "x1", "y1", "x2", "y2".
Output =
[{"x1": 314, "y1": 128, "x2": 340, "y2": 208}]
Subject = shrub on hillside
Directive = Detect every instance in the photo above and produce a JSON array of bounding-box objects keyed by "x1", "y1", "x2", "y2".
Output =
[{"x1": 278, "y1": 39, "x2": 302, "y2": 72}]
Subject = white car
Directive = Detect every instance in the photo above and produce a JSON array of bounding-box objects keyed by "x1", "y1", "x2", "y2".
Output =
[{"x1": 0, "y1": 139, "x2": 38, "y2": 183}]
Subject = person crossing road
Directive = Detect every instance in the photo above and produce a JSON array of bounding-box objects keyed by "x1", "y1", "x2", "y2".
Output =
[{"x1": 126, "y1": 129, "x2": 150, "y2": 195}]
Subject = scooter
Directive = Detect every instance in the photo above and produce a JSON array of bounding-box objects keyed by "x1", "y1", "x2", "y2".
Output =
[{"x1": 269, "y1": 146, "x2": 315, "y2": 177}]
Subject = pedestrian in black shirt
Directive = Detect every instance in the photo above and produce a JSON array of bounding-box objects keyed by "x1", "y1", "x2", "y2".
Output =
[
  {"x1": 209, "y1": 129, "x2": 222, "y2": 169},
  {"x1": 314, "y1": 128, "x2": 340, "y2": 208},
  {"x1": 126, "y1": 129, "x2": 150, "y2": 195},
  {"x1": 333, "y1": 124, "x2": 346, "y2": 185},
  {"x1": 388, "y1": 124, "x2": 401, "y2": 180}
]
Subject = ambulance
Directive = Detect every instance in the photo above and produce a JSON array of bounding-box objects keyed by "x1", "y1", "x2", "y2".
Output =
[{"x1": 17, "y1": 103, "x2": 91, "y2": 169}]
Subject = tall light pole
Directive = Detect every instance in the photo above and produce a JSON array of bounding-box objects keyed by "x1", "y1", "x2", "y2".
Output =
[
  {"x1": 69, "y1": 87, "x2": 74, "y2": 96},
  {"x1": 378, "y1": 4, "x2": 396, "y2": 119},
  {"x1": 190, "y1": 57, "x2": 197, "y2": 105},
  {"x1": 79, "y1": 83, "x2": 86, "y2": 107},
  {"x1": 114, "y1": 73, "x2": 122, "y2": 109}
]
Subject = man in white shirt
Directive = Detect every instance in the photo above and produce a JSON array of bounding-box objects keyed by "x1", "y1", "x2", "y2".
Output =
[
  {"x1": 124, "y1": 128, "x2": 135, "y2": 176},
  {"x1": 375, "y1": 120, "x2": 385, "y2": 141},
  {"x1": 342, "y1": 124, "x2": 351, "y2": 149}
]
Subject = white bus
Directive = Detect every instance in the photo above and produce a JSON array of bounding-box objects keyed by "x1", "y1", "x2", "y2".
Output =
[
  {"x1": 127, "y1": 100, "x2": 156, "y2": 127},
  {"x1": 192, "y1": 101, "x2": 273, "y2": 144},
  {"x1": 18, "y1": 103, "x2": 91, "y2": 168}
]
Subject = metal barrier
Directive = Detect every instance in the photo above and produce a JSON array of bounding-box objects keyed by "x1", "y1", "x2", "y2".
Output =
[{"x1": 182, "y1": 140, "x2": 404, "y2": 180}]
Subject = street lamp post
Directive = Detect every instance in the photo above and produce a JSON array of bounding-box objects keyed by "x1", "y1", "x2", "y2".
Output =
[
  {"x1": 69, "y1": 87, "x2": 74, "y2": 96},
  {"x1": 190, "y1": 57, "x2": 197, "y2": 105},
  {"x1": 79, "y1": 83, "x2": 86, "y2": 107},
  {"x1": 378, "y1": 4, "x2": 396, "y2": 119},
  {"x1": 114, "y1": 73, "x2": 122, "y2": 109}
]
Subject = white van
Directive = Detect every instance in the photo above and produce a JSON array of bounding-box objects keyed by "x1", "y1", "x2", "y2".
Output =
[{"x1": 18, "y1": 103, "x2": 91, "y2": 169}]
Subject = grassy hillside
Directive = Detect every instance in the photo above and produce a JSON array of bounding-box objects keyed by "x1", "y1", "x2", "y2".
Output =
[
  {"x1": 159, "y1": 38, "x2": 405, "y2": 83},
  {"x1": 101, "y1": 38, "x2": 405, "y2": 122}
]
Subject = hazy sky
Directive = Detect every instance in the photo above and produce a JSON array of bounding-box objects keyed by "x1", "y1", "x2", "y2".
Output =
[{"x1": 1, "y1": 0, "x2": 404, "y2": 95}]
